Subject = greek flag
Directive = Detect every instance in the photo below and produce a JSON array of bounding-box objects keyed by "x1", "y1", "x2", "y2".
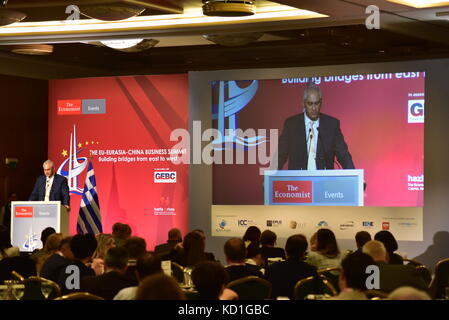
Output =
[{"x1": 77, "y1": 160, "x2": 103, "y2": 234}]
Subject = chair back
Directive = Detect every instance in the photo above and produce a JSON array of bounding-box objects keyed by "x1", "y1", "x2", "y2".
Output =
[
  {"x1": 293, "y1": 274, "x2": 337, "y2": 300},
  {"x1": 171, "y1": 262, "x2": 185, "y2": 283},
  {"x1": 318, "y1": 267, "x2": 341, "y2": 293},
  {"x1": 0, "y1": 256, "x2": 36, "y2": 283},
  {"x1": 22, "y1": 276, "x2": 61, "y2": 300},
  {"x1": 226, "y1": 276, "x2": 271, "y2": 300},
  {"x1": 365, "y1": 289, "x2": 389, "y2": 300},
  {"x1": 429, "y1": 258, "x2": 449, "y2": 299},
  {"x1": 55, "y1": 292, "x2": 104, "y2": 300},
  {"x1": 415, "y1": 265, "x2": 432, "y2": 287}
]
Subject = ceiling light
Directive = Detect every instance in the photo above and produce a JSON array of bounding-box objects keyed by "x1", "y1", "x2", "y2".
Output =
[
  {"x1": 11, "y1": 44, "x2": 53, "y2": 55},
  {"x1": 202, "y1": 0, "x2": 256, "y2": 17},
  {"x1": 97, "y1": 38, "x2": 159, "y2": 52},
  {"x1": 387, "y1": 0, "x2": 449, "y2": 8},
  {"x1": 0, "y1": 0, "x2": 26, "y2": 26},
  {"x1": 77, "y1": 4, "x2": 146, "y2": 21}
]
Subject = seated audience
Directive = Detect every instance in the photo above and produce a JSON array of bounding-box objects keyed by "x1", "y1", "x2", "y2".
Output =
[
  {"x1": 57, "y1": 234, "x2": 97, "y2": 294},
  {"x1": 243, "y1": 226, "x2": 261, "y2": 247},
  {"x1": 155, "y1": 228, "x2": 182, "y2": 257},
  {"x1": 266, "y1": 234, "x2": 317, "y2": 299},
  {"x1": 306, "y1": 228, "x2": 343, "y2": 270},
  {"x1": 245, "y1": 241, "x2": 265, "y2": 274},
  {"x1": 192, "y1": 229, "x2": 216, "y2": 262},
  {"x1": 387, "y1": 286, "x2": 431, "y2": 300},
  {"x1": 114, "y1": 252, "x2": 163, "y2": 300},
  {"x1": 81, "y1": 247, "x2": 134, "y2": 300},
  {"x1": 136, "y1": 273, "x2": 186, "y2": 300},
  {"x1": 363, "y1": 240, "x2": 427, "y2": 293},
  {"x1": 329, "y1": 252, "x2": 375, "y2": 300},
  {"x1": 172, "y1": 231, "x2": 214, "y2": 268},
  {"x1": 0, "y1": 225, "x2": 19, "y2": 260},
  {"x1": 91, "y1": 233, "x2": 115, "y2": 275},
  {"x1": 40, "y1": 236, "x2": 73, "y2": 282},
  {"x1": 30, "y1": 227, "x2": 56, "y2": 263},
  {"x1": 354, "y1": 231, "x2": 371, "y2": 255},
  {"x1": 36, "y1": 232, "x2": 63, "y2": 275},
  {"x1": 192, "y1": 261, "x2": 238, "y2": 300},
  {"x1": 374, "y1": 230, "x2": 404, "y2": 265},
  {"x1": 122, "y1": 236, "x2": 147, "y2": 285},
  {"x1": 112, "y1": 222, "x2": 132, "y2": 247},
  {"x1": 260, "y1": 230, "x2": 286, "y2": 265},
  {"x1": 224, "y1": 238, "x2": 264, "y2": 282}
]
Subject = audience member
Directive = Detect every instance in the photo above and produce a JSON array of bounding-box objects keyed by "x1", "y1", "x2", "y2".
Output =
[
  {"x1": 91, "y1": 233, "x2": 115, "y2": 275},
  {"x1": 81, "y1": 247, "x2": 134, "y2": 300},
  {"x1": 155, "y1": 228, "x2": 182, "y2": 257},
  {"x1": 310, "y1": 232, "x2": 318, "y2": 252},
  {"x1": 36, "y1": 232, "x2": 63, "y2": 274},
  {"x1": 243, "y1": 226, "x2": 261, "y2": 247},
  {"x1": 30, "y1": 227, "x2": 56, "y2": 262},
  {"x1": 122, "y1": 236, "x2": 147, "y2": 286},
  {"x1": 260, "y1": 230, "x2": 286, "y2": 265},
  {"x1": 354, "y1": 231, "x2": 371, "y2": 254},
  {"x1": 266, "y1": 234, "x2": 317, "y2": 299},
  {"x1": 306, "y1": 228, "x2": 343, "y2": 270},
  {"x1": 40, "y1": 236, "x2": 73, "y2": 282},
  {"x1": 329, "y1": 252, "x2": 374, "y2": 300},
  {"x1": 192, "y1": 261, "x2": 238, "y2": 300},
  {"x1": 0, "y1": 225, "x2": 19, "y2": 260},
  {"x1": 58, "y1": 234, "x2": 97, "y2": 294},
  {"x1": 374, "y1": 230, "x2": 404, "y2": 265},
  {"x1": 192, "y1": 229, "x2": 216, "y2": 262},
  {"x1": 172, "y1": 231, "x2": 214, "y2": 267},
  {"x1": 363, "y1": 240, "x2": 427, "y2": 293},
  {"x1": 387, "y1": 286, "x2": 431, "y2": 300},
  {"x1": 114, "y1": 252, "x2": 163, "y2": 300},
  {"x1": 224, "y1": 238, "x2": 264, "y2": 282},
  {"x1": 136, "y1": 273, "x2": 186, "y2": 300},
  {"x1": 245, "y1": 241, "x2": 265, "y2": 274},
  {"x1": 112, "y1": 222, "x2": 132, "y2": 247}
]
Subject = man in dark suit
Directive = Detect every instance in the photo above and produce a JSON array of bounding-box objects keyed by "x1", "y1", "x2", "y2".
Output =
[
  {"x1": 224, "y1": 238, "x2": 264, "y2": 282},
  {"x1": 29, "y1": 159, "x2": 70, "y2": 210},
  {"x1": 154, "y1": 228, "x2": 182, "y2": 258},
  {"x1": 277, "y1": 83, "x2": 355, "y2": 170},
  {"x1": 265, "y1": 234, "x2": 317, "y2": 299}
]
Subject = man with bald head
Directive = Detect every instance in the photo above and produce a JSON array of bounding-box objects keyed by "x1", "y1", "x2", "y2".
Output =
[
  {"x1": 29, "y1": 159, "x2": 70, "y2": 210},
  {"x1": 277, "y1": 82, "x2": 355, "y2": 170}
]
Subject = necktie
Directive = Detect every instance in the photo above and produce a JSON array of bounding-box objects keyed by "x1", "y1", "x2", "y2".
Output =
[
  {"x1": 45, "y1": 179, "x2": 51, "y2": 201},
  {"x1": 307, "y1": 121, "x2": 317, "y2": 170}
]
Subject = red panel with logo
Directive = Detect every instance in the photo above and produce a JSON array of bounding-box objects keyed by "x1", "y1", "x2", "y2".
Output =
[
  {"x1": 57, "y1": 100, "x2": 82, "y2": 115},
  {"x1": 15, "y1": 207, "x2": 33, "y2": 218},
  {"x1": 272, "y1": 180, "x2": 312, "y2": 203}
]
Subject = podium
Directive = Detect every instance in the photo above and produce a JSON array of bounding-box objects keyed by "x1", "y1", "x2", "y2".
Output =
[
  {"x1": 10, "y1": 201, "x2": 69, "y2": 252},
  {"x1": 264, "y1": 169, "x2": 364, "y2": 206}
]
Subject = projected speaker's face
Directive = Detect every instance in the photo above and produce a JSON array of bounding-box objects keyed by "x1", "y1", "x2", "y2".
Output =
[{"x1": 303, "y1": 89, "x2": 322, "y2": 121}]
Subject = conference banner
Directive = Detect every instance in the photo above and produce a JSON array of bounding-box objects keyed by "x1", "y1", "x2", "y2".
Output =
[{"x1": 48, "y1": 75, "x2": 189, "y2": 249}]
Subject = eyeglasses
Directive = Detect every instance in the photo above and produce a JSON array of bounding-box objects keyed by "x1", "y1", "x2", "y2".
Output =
[{"x1": 304, "y1": 100, "x2": 322, "y2": 108}]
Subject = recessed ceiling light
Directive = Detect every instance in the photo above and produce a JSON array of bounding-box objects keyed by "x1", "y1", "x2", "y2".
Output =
[
  {"x1": 11, "y1": 44, "x2": 53, "y2": 55},
  {"x1": 387, "y1": 0, "x2": 449, "y2": 8}
]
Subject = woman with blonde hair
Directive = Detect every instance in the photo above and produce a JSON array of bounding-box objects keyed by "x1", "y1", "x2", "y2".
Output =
[
  {"x1": 36, "y1": 233, "x2": 63, "y2": 275},
  {"x1": 91, "y1": 233, "x2": 115, "y2": 275}
]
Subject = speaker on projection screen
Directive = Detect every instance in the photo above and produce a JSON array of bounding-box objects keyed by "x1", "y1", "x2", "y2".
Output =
[{"x1": 10, "y1": 201, "x2": 69, "y2": 253}]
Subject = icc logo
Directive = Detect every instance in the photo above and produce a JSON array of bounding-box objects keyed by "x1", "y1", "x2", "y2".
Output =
[
  {"x1": 238, "y1": 220, "x2": 248, "y2": 226},
  {"x1": 408, "y1": 99, "x2": 424, "y2": 123}
]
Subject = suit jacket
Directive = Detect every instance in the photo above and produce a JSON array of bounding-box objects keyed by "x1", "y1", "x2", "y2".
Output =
[
  {"x1": 265, "y1": 259, "x2": 317, "y2": 299},
  {"x1": 376, "y1": 261, "x2": 427, "y2": 293},
  {"x1": 40, "y1": 253, "x2": 71, "y2": 283},
  {"x1": 154, "y1": 240, "x2": 180, "y2": 257},
  {"x1": 277, "y1": 113, "x2": 355, "y2": 170},
  {"x1": 57, "y1": 260, "x2": 95, "y2": 295},
  {"x1": 81, "y1": 270, "x2": 134, "y2": 300},
  {"x1": 225, "y1": 264, "x2": 264, "y2": 283},
  {"x1": 29, "y1": 174, "x2": 70, "y2": 206}
]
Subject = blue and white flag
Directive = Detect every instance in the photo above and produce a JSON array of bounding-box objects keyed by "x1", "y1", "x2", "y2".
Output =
[{"x1": 77, "y1": 160, "x2": 103, "y2": 234}]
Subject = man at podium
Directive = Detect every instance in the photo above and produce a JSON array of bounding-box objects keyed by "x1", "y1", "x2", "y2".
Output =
[
  {"x1": 29, "y1": 159, "x2": 70, "y2": 210},
  {"x1": 277, "y1": 82, "x2": 355, "y2": 170}
]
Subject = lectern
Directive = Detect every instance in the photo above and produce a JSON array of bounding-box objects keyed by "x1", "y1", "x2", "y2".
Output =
[{"x1": 10, "y1": 201, "x2": 69, "y2": 252}]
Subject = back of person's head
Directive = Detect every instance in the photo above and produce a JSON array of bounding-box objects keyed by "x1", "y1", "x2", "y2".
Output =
[
  {"x1": 246, "y1": 241, "x2": 262, "y2": 259},
  {"x1": 224, "y1": 238, "x2": 246, "y2": 263},
  {"x1": 93, "y1": 233, "x2": 115, "y2": 259},
  {"x1": 122, "y1": 236, "x2": 147, "y2": 259},
  {"x1": 43, "y1": 233, "x2": 63, "y2": 254},
  {"x1": 136, "y1": 273, "x2": 185, "y2": 300},
  {"x1": 387, "y1": 286, "x2": 431, "y2": 300},
  {"x1": 168, "y1": 228, "x2": 182, "y2": 242},
  {"x1": 374, "y1": 231, "x2": 398, "y2": 253},
  {"x1": 260, "y1": 230, "x2": 277, "y2": 246},
  {"x1": 136, "y1": 252, "x2": 162, "y2": 280},
  {"x1": 59, "y1": 236, "x2": 74, "y2": 260},
  {"x1": 310, "y1": 232, "x2": 317, "y2": 251},
  {"x1": 316, "y1": 228, "x2": 340, "y2": 256},
  {"x1": 70, "y1": 234, "x2": 97, "y2": 260},
  {"x1": 243, "y1": 226, "x2": 261, "y2": 243},
  {"x1": 285, "y1": 234, "x2": 308, "y2": 259},
  {"x1": 41, "y1": 227, "x2": 56, "y2": 247},
  {"x1": 362, "y1": 240, "x2": 387, "y2": 262},
  {"x1": 192, "y1": 261, "x2": 229, "y2": 300},
  {"x1": 340, "y1": 252, "x2": 375, "y2": 291},
  {"x1": 112, "y1": 223, "x2": 132, "y2": 242},
  {"x1": 183, "y1": 231, "x2": 206, "y2": 267},
  {"x1": 355, "y1": 231, "x2": 372, "y2": 249},
  {"x1": 104, "y1": 247, "x2": 129, "y2": 270}
]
